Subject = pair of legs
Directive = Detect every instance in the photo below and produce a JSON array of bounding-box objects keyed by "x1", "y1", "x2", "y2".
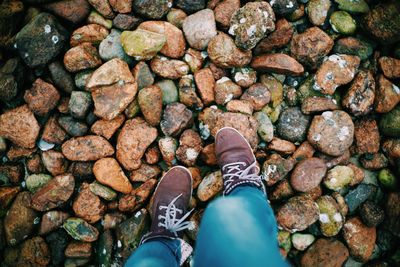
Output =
[{"x1": 125, "y1": 128, "x2": 288, "y2": 267}]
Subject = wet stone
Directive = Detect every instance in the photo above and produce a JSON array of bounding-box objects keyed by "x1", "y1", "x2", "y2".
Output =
[
  {"x1": 301, "y1": 238, "x2": 349, "y2": 267},
  {"x1": 62, "y1": 135, "x2": 114, "y2": 161},
  {"x1": 277, "y1": 107, "x2": 310, "y2": 143},
  {"x1": 345, "y1": 183, "x2": 377, "y2": 213},
  {"x1": 335, "y1": 0, "x2": 369, "y2": 13},
  {"x1": 374, "y1": 75, "x2": 400, "y2": 114},
  {"x1": 19, "y1": 236, "x2": 50, "y2": 267},
  {"x1": 290, "y1": 157, "x2": 326, "y2": 193},
  {"x1": 276, "y1": 196, "x2": 319, "y2": 232},
  {"x1": 63, "y1": 217, "x2": 99, "y2": 242},
  {"x1": 39, "y1": 211, "x2": 70, "y2": 235},
  {"x1": 31, "y1": 173, "x2": 75, "y2": 211},
  {"x1": 229, "y1": 1, "x2": 275, "y2": 50},
  {"x1": 116, "y1": 118, "x2": 158, "y2": 170},
  {"x1": 176, "y1": 129, "x2": 203, "y2": 166},
  {"x1": 58, "y1": 116, "x2": 88, "y2": 137},
  {"x1": 378, "y1": 56, "x2": 400, "y2": 80},
  {"x1": 307, "y1": 110, "x2": 354, "y2": 157},
  {"x1": 324, "y1": 165, "x2": 354, "y2": 191},
  {"x1": 262, "y1": 153, "x2": 295, "y2": 186},
  {"x1": 197, "y1": 170, "x2": 223, "y2": 202},
  {"x1": 354, "y1": 118, "x2": 380, "y2": 154},
  {"x1": 291, "y1": 26, "x2": 333, "y2": 70},
  {"x1": 360, "y1": 201, "x2": 384, "y2": 227},
  {"x1": 90, "y1": 114, "x2": 125, "y2": 140},
  {"x1": 316, "y1": 195, "x2": 344, "y2": 237},
  {"x1": 65, "y1": 240, "x2": 92, "y2": 258},
  {"x1": 63, "y1": 42, "x2": 102, "y2": 73},
  {"x1": 251, "y1": 53, "x2": 304, "y2": 76},
  {"x1": 306, "y1": 0, "x2": 331, "y2": 26},
  {"x1": 0, "y1": 105, "x2": 40, "y2": 149},
  {"x1": 97, "y1": 230, "x2": 113, "y2": 266},
  {"x1": 15, "y1": 13, "x2": 68, "y2": 68},
  {"x1": 73, "y1": 182, "x2": 105, "y2": 224},
  {"x1": 360, "y1": 153, "x2": 388, "y2": 171},
  {"x1": 342, "y1": 70, "x2": 375, "y2": 116},
  {"x1": 182, "y1": 9, "x2": 216, "y2": 50},
  {"x1": 160, "y1": 103, "x2": 193, "y2": 137}
]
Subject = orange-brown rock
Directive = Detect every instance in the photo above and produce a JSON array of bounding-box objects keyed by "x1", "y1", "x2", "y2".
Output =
[
  {"x1": 130, "y1": 163, "x2": 160, "y2": 182},
  {"x1": 138, "y1": 21, "x2": 186, "y2": 58},
  {"x1": 354, "y1": 118, "x2": 380, "y2": 154},
  {"x1": 300, "y1": 238, "x2": 349, "y2": 267},
  {"x1": 378, "y1": 56, "x2": 400, "y2": 79},
  {"x1": 38, "y1": 211, "x2": 70, "y2": 235},
  {"x1": 118, "y1": 179, "x2": 157, "y2": 212},
  {"x1": 65, "y1": 241, "x2": 93, "y2": 258},
  {"x1": 73, "y1": 183, "x2": 106, "y2": 223},
  {"x1": 42, "y1": 150, "x2": 69, "y2": 176},
  {"x1": 374, "y1": 75, "x2": 400, "y2": 113},
  {"x1": 150, "y1": 56, "x2": 189, "y2": 79},
  {"x1": 194, "y1": 68, "x2": 215, "y2": 106},
  {"x1": 70, "y1": 24, "x2": 109, "y2": 47},
  {"x1": 93, "y1": 157, "x2": 133, "y2": 194},
  {"x1": 42, "y1": 115, "x2": 69, "y2": 144},
  {"x1": 240, "y1": 83, "x2": 271, "y2": 111},
  {"x1": 255, "y1": 19, "x2": 294, "y2": 55},
  {"x1": 176, "y1": 129, "x2": 203, "y2": 166},
  {"x1": 268, "y1": 137, "x2": 296, "y2": 155},
  {"x1": 116, "y1": 117, "x2": 158, "y2": 170},
  {"x1": 19, "y1": 236, "x2": 50, "y2": 267},
  {"x1": 0, "y1": 105, "x2": 40, "y2": 149},
  {"x1": 63, "y1": 42, "x2": 102, "y2": 73},
  {"x1": 251, "y1": 53, "x2": 304, "y2": 76},
  {"x1": 109, "y1": 0, "x2": 131, "y2": 13},
  {"x1": 301, "y1": 97, "x2": 339, "y2": 115},
  {"x1": 0, "y1": 186, "x2": 20, "y2": 210},
  {"x1": 212, "y1": 0, "x2": 240, "y2": 29},
  {"x1": 62, "y1": 135, "x2": 114, "y2": 161},
  {"x1": 24, "y1": 78, "x2": 60, "y2": 116},
  {"x1": 138, "y1": 85, "x2": 163, "y2": 126},
  {"x1": 86, "y1": 58, "x2": 137, "y2": 120},
  {"x1": 43, "y1": 0, "x2": 91, "y2": 24},
  {"x1": 31, "y1": 174, "x2": 75, "y2": 211},
  {"x1": 90, "y1": 114, "x2": 125, "y2": 139},
  {"x1": 226, "y1": 100, "x2": 253, "y2": 115},
  {"x1": 290, "y1": 157, "x2": 327, "y2": 193}
]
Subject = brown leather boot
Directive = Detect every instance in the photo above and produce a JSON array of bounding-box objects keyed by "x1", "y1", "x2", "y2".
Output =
[
  {"x1": 141, "y1": 166, "x2": 193, "y2": 243},
  {"x1": 215, "y1": 127, "x2": 265, "y2": 196}
]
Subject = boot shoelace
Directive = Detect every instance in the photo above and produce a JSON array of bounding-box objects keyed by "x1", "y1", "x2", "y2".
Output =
[
  {"x1": 222, "y1": 161, "x2": 265, "y2": 195},
  {"x1": 158, "y1": 194, "x2": 193, "y2": 237}
]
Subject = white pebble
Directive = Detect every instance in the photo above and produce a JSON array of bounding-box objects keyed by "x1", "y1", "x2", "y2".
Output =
[{"x1": 44, "y1": 24, "x2": 51, "y2": 33}]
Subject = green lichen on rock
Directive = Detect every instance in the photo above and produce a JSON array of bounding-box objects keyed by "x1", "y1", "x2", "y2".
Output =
[
  {"x1": 120, "y1": 29, "x2": 166, "y2": 60},
  {"x1": 330, "y1": 11, "x2": 356, "y2": 35},
  {"x1": 335, "y1": 0, "x2": 369, "y2": 13},
  {"x1": 316, "y1": 195, "x2": 344, "y2": 237}
]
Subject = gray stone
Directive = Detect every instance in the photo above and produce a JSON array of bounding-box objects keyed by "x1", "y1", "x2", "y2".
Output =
[
  {"x1": 99, "y1": 29, "x2": 133, "y2": 64},
  {"x1": 277, "y1": 107, "x2": 310, "y2": 143},
  {"x1": 345, "y1": 183, "x2": 377, "y2": 213}
]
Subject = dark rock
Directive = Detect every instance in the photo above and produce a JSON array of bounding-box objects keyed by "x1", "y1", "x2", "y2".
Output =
[
  {"x1": 160, "y1": 102, "x2": 193, "y2": 137},
  {"x1": 113, "y1": 13, "x2": 142, "y2": 30},
  {"x1": 58, "y1": 116, "x2": 88, "y2": 137},
  {"x1": 48, "y1": 61, "x2": 76, "y2": 94},
  {"x1": 277, "y1": 107, "x2": 311, "y2": 143},
  {"x1": 270, "y1": 0, "x2": 298, "y2": 15},
  {"x1": 43, "y1": 0, "x2": 91, "y2": 24},
  {"x1": 360, "y1": 201, "x2": 385, "y2": 227},
  {"x1": 97, "y1": 230, "x2": 113, "y2": 266},
  {"x1": 176, "y1": 0, "x2": 205, "y2": 13},
  {"x1": 345, "y1": 183, "x2": 377, "y2": 214},
  {"x1": 18, "y1": 236, "x2": 50, "y2": 266},
  {"x1": 133, "y1": 0, "x2": 172, "y2": 19},
  {"x1": 380, "y1": 106, "x2": 400, "y2": 138},
  {"x1": 0, "y1": 58, "x2": 25, "y2": 102},
  {"x1": 63, "y1": 217, "x2": 99, "y2": 242},
  {"x1": 45, "y1": 229, "x2": 69, "y2": 266},
  {"x1": 0, "y1": 0, "x2": 24, "y2": 47},
  {"x1": 15, "y1": 13, "x2": 68, "y2": 68},
  {"x1": 69, "y1": 91, "x2": 92, "y2": 119}
]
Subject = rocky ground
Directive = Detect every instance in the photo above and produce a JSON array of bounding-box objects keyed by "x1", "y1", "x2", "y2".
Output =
[{"x1": 0, "y1": 0, "x2": 399, "y2": 266}]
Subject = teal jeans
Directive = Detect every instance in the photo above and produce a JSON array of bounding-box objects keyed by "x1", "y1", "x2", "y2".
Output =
[{"x1": 125, "y1": 186, "x2": 289, "y2": 267}]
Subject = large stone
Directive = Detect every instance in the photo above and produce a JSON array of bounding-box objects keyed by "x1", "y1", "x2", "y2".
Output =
[
  {"x1": 116, "y1": 118, "x2": 158, "y2": 170},
  {"x1": 43, "y1": 0, "x2": 91, "y2": 24},
  {"x1": 160, "y1": 103, "x2": 193, "y2": 137},
  {"x1": 63, "y1": 217, "x2": 99, "y2": 242},
  {"x1": 290, "y1": 157, "x2": 326, "y2": 193},
  {"x1": 316, "y1": 196, "x2": 344, "y2": 237},
  {"x1": 182, "y1": 9, "x2": 217, "y2": 50},
  {"x1": 15, "y1": 13, "x2": 68, "y2": 67},
  {"x1": 379, "y1": 106, "x2": 400, "y2": 137},
  {"x1": 251, "y1": 54, "x2": 304, "y2": 76},
  {"x1": 93, "y1": 157, "x2": 133, "y2": 194},
  {"x1": 276, "y1": 107, "x2": 310, "y2": 143},
  {"x1": 62, "y1": 135, "x2": 114, "y2": 161},
  {"x1": 73, "y1": 182, "x2": 105, "y2": 224},
  {"x1": 307, "y1": 111, "x2": 354, "y2": 156},
  {"x1": 132, "y1": 0, "x2": 172, "y2": 19},
  {"x1": 31, "y1": 174, "x2": 75, "y2": 211},
  {"x1": 138, "y1": 85, "x2": 163, "y2": 126},
  {"x1": 86, "y1": 58, "x2": 138, "y2": 120},
  {"x1": 0, "y1": 105, "x2": 40, "y2": 149},
  {"x1": 120, "y1": 29, "x2": 166, "y2": 60},
  {"x1": 4, "y1": 192, "x2": 38, "y2": 246},
  {"x1": 300, "y1": 238, "x2": 349, "y2": 267}
]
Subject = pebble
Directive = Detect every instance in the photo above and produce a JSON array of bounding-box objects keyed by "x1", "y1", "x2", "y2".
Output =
[
  {"x1": 130, "y1": 163, "x2": 160, "y2": 182},
  {"x1": 276, "y1": 196, "x2": 319, "y2": 232},
  {"x1": 176, "y1": 0, "x2": 205, "y2": 13},
  {"x1": 0, "y1": 105, "x2": 40, "y2": 149},
  {"x1": 229, "y1": 1, "x2": 275, "y2": 50},
  {"x1": 73, "y1": 182, "x2": 106, "y2": 223},
  {"x1": 306, "y1": 0, "x2": 331, "y2": 26},
  {"x1": 254, "y1": 111, "x2": 274, "y2": 142},
  {"x1": 359, "y1": 201, "x2": 384, "y2": 227},
  {"x1": 87, "y1": 11, "x2": 113, "y2": 29},
  {"x1": 0, "y1": 58, "x2": 25, "y2": 102},
  {"x1": 254, "y1": 18, "x2": 293, "y2": 55},
  {"x1": 133, "y1": 0, "x2": 172, "y2": 19},
  {"x1": 342, "y1": 70, "x2": 375, "y2": 116},
  {"x1": 113, "y1": 13, "x2": 142, "y2": 30},
  {"x1": 317, "y1": 195, "x2": 344, "y2": 237},
  {"x1": 89, "y1": 181, "x2": 117, "y2": 201},
  {"x1": 43, "y1": 0, "x2": 91, "y2": 24},
  {"x1": 120, "y1": 29, "x2": 166, "y2": 60},
  {"x1": 324, "y1": 165, "x2": 354, "y2": 191},
  {"x1": 314, "y1": 54, "x2": 360, "y2": 95},
  {"x1": 97, "y1": 230, "x2": 113, "y2": 266},
  {"x1": 292, "y1": 233, "x2": 315, "y2": 251},
  {"x1": 24, "y1": 78, "x2": 60, "y2": 117},
  {"x1": 277, "y1": 107, "x2": 310, "y2": 143},
  {"x1": 138, "y1": 21, "x2": 186, "y2": 59},
  {"x1": 179, "y1": 75, "x2": 204, "y2": 109},
  {"x1": 65, "y1": 241, "x2": 93, "y2": 258},
  {"x1": 150, "y1": 56, "x2": 189, "y2": 79},
  {"x1": 354, "y1": 118, "x2": 380, "y2": 154},
  {"x1": 197, "y1": 170, "x2": 223, "y2": 201},
  {"x1": 176, "y1": 129, "x2": 203, "y2": 166},
  {"x1": 384, "y1": 192, "x2": 400, "y2": 238},
  {"x1": 63, "y1": 42, "x2": 102, "y2": 73},
  {"x1": 158, "y1": 137, "x2": 178, "y2": 165},
  {"x1": 48, "y1": 61, "x2": 76, "y2": 94},
  {"x1": 99, "y1": 29, "x2": 133, "y2": 64},
  {"x1": 307, "y1": 110, "x2": 354, "y2": 156},
  {"x1": 70, "y1": 24, "x2": 109, "y2": 47},
  {"x1": 214, "y1": 77, "x2": 242, "y2": 105},
  {"x1": 241, "y1": 83, "x2": 271, "y2": 111},
  {"x1": 300, "y1": 238, "x2": 349, "y2": 267},
  {"x1": 116, "y1": 118, "x2": 158, "y2": 170},
  {"x1": 157, "y1": 79, "x2": 178, "y2": 104},
  {"x1": 268, "y1": 137, "x2": 296, "y2": 155},
  {"x1": 160, "y1": 103, "x2": 193, "y2": 137},
  {"x1": 58, "y1": 116, "x2": 88, "y2": 137},
  {"x1": 378, "y1": 56, "x2": 400, "y2": 80},
  {"x1": 379, "y1": 106, "x2": 400, "y2": 137},
  {"x1": 345, "y1": 183, "x2": 377, "y2": 213},
  {"x1": 291, "y1": 26, "x2": 333, "y2": 70},
  {"x1": 167, "y1": 8, "x2": 187, "y2": 28},
  {"x1": 15, "y1": 13, "x2": 68, "y2": 68},
  {"x1": 138, "y1": 85, "x2": 163, "y2": 126},
  {"x1": 290, "y1": 157, "x2": 326, "y2": 193},
  {"x1": 335, "y1": 0, "x2": 369, "y2": 13},
  {"x1": 374, "y1": 75, "x2": 400, "y2": 113},
  {"x1": 41, "y1": 150, "x2": 69, "y2": 176},
  {"x1": 212, "y1": 0, "x2": 240, "y2": 29},
  {"x1": 132, "y1": 61, "x2": 154, "y2": 90},
  {"x1": 88, "y1": 0, "x2": 114, "y2": 18},
  {"x1": 31, "y1": 174, "x2": 75, "y2": 211},
  {"x1": 182, "y1": 9, "x2": 217, "y2": 50},
  {"x1": 362, "y1": 2, "x2": 400, "y2": 44},
  {"x1": 343, "y1": 217, "x2": 376, "y2": 262},
  {"x1": 378, "y1": 168, "x2": 397, "y2": 191},
  {"x1": 194, "y1": 68, "x2": 215, "y2": 106},
  {"x1": 251, "y1": 53, "x2": 304, "y2": 76},
  {"x1": 63, "y1": 217, "x2": 99, "y2": 242},
  {"x1": 19, "y1": 236, "x2": 50, "y2": 266},
  {"x1": 207, "y1": 32, "x2": 252, "y2": 68},
  {"x1": 4, "y1": 192, "x2": 38, "y2": 245},
  {"x1": 232, "y1": 67, "x2": 257, "y2": 88},
  {"x1": 226, "y1": 100, "x2": 253, "y2": 115},
  {"x1": 262, "y1": 153, "x2": 295, "y2": 186},
  {"x1": 183, "y1": 48, "x2": 204, "y2": 73},
  {"x1": 301, "y1": 97, "x2": 339, "y2": 114},
  {"x1": 39, "y1": 211, "x2": 70, "y2": 236},
  {"x1": 330, "y1": 11, "x2": 356, "y2": 35},
  {"x1": 86, "y1": 58, "x2": 138, "y2": 120},
  {"x1": 62, "y1": 135, "x2": 114, "y2": 161}
]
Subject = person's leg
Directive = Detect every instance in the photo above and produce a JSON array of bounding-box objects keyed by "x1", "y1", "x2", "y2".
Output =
[
  {"x1": 193, "y1": 185, "x2": 288, "y2": 267},
  {"x1": 125, "y1": 238, "x2": 180, "y2": 267}
]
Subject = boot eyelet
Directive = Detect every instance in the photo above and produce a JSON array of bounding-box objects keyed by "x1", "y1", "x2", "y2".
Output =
[
  {"x1": 158, "y1": 223, "x2": 162, "y2": 227},
  {"x1": 159, "y1": 206, "x2": 163, "y2": 210},
  {"x1": 158, "y1": 215, "x2": 162, "y2": 219}
]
